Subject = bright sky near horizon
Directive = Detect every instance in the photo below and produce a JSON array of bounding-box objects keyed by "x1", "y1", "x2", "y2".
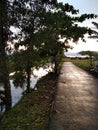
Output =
[{"x1": 57, "y1": 0, "x2": 98, "y2": 56}]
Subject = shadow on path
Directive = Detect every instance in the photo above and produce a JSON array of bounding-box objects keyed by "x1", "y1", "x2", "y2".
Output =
[{"x1": 49, "y1": 62, "x2": 98, "y2": 130}]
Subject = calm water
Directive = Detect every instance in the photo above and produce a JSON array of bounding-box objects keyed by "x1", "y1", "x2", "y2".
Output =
[
  {"x1": 11, "y1": 76, "x2": 38, "y2": 107},
  {"x1": 0, "y1": 65, "x2": 53, "y2": 112}
]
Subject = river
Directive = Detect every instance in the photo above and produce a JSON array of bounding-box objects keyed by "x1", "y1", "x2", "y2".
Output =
[{"x1": 0, "y1": 65, "x2": 53, "y2": 112}]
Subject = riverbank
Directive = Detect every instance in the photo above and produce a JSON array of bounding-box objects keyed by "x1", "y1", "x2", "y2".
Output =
[{"x1": 0, "y1": 72, "x2": 57, "y2": 130}]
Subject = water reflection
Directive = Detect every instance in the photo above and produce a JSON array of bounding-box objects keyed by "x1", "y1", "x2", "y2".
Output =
[
  {"x1": 11, "y1": 76, "x2": 38, "y2": 107},
  {"x1": 0, "y1": 65, "x2": 53, "y2": 112}
]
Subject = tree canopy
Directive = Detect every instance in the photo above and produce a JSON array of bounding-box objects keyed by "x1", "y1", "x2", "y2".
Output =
[
  {"x1": 0, "y1": 0, "x2": 97, "y2": 111},
  {"x1": 89, "y1": 21, "x2": 98, "y2": 40}
]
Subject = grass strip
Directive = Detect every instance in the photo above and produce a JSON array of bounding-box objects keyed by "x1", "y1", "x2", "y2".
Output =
[{"x1": 0, "y1": 72, "x2": 57, "y2": 130}]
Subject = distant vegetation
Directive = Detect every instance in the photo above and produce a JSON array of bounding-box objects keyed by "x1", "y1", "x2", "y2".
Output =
[
  {"x1": 72, "y1": 58, "x2": 91, "y2": 71},
  {"x1": 64, "y1": 56, "x2": 98, "y2": 77},
  {"x1": 64, "y1": 57, "x2": 92, "y2": 71}
]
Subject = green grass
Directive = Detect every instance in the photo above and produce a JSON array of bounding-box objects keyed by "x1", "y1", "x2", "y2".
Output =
[
  {"x1": 72, "y1": 59, "x2": 91, "y2": 70},
  {"x1": 0, "y1": 72, "x2": 57, "y2": 130},
  {"x1": 63, "y1": 58, "x2": 92, "y2": 71},
  {"x1": 63, "y1": 57, "x2": 98, "y2": 77}
]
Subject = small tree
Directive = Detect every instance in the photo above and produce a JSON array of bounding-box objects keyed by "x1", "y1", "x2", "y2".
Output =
[{"x1": 11, "y1": 0, "x2": 57, "y2": 92}]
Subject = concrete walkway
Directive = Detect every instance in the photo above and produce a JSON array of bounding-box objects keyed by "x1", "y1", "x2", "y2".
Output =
[{"x1": 50, "y1": 62, "x2": 98, "y2": 130}]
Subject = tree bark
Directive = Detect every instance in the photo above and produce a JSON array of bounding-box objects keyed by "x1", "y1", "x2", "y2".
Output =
[
  {"x1": 0, "y1": 0, "x2": 12, "y2": 112},
  {"x1": 26, "y1": 65, "x2": 31, "y2": 93},
  {"x1": 54, "y1": 54, "x2": 59, "y2": 75},
  {"x1": 4, "y1": 63, "x2": 12, "y2": 112}
]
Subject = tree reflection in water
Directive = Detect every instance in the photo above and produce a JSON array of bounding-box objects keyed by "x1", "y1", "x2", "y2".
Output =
[{"x1": 0, "y1": 65, "x2": 53, "y2": 113}]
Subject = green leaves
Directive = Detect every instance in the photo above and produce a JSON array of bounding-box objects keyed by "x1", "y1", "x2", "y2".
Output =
[
  {"x1": 58, "y1": 2, "x2": 79, "y2": 14},
  {"x1": 78, "y1": 14, "x2": 97, "y2": 22},
  {"x1": 89, "y1": 21, "x2": 98, "y2": 40}
]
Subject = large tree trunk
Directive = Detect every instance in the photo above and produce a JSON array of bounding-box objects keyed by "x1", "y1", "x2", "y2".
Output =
[
  {"x1": 0, "y1": 0, "x2": 12, "y2": 112},
  {"x1": 3, "y1": 56, "x2": 12, "y2": 112},
  {"x1": 0, "y1": 39, "x2": 12, "y2": 112},
  {"x1": 26, "y1": 42, "x2": 33, "y2": 93}
]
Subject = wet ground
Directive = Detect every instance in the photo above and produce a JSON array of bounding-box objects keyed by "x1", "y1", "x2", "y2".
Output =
[{"x1": 50, "y1": 62, "x2": 98, "y2": 130}]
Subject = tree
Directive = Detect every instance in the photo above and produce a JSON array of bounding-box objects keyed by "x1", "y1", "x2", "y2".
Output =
[
  {"x1": 79, "y1": 51, "x2": 98, "y2": 68},
  {"x1": 10, "y1": 0, "x2": 96, "y2": 91},
  {"x1": 38, "y1": 2, "x2": 96, "y2": 74},
  {"x1": 0, "y1": 0, "x2": 12, "y2": 111},
  {"x1": 10, "y1": 0, "x2": 57, "y2": 92},
  {"x1": 89, "y1": 21, "x2": 98, "y2": 40}
]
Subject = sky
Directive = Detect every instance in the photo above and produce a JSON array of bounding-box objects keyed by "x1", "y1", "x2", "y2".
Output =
[{"x1": 57, "y1": 0, "x2": 98, "y2": 56}]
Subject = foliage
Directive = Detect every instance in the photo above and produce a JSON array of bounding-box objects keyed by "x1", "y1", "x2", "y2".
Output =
[
  {"x1": 79, "y1": 51, "x2": 98, "y2": 67},
  {"x1": 79, "y1": 51, "x2": 98, "y2": 57},
  {"x1": 38, "y1": 2, "x2": 96, "y2": 74},
  {"x1": 89, "y1": 21, "x2": 98, "y2": 40},
  {"x1": 10, "y1": 0, "x2": 59, "y2": 91}
]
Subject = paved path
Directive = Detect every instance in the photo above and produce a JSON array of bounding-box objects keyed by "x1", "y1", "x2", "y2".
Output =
[{"x1": 50, "y1": 62, "x2": 98, "y2": 130}]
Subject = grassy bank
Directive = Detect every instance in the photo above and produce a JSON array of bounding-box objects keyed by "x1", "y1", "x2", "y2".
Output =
[
  {"x1": 63, "y1": 58, "x2": 91, "y2": 71},
  {"x1": 0, "y1": 72, "x2": 57, "y2": 130},
  {"x1": 71, "y1": 59, "x2": 91, "y2": 71},
  {"x1": 63, "y1": 57, "x2": 98, "y2": 77}
]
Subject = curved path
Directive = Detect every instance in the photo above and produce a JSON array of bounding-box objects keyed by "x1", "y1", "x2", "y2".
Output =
[{"x1": 50, "y1": 62, "x2": 98, "y2": 130}]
